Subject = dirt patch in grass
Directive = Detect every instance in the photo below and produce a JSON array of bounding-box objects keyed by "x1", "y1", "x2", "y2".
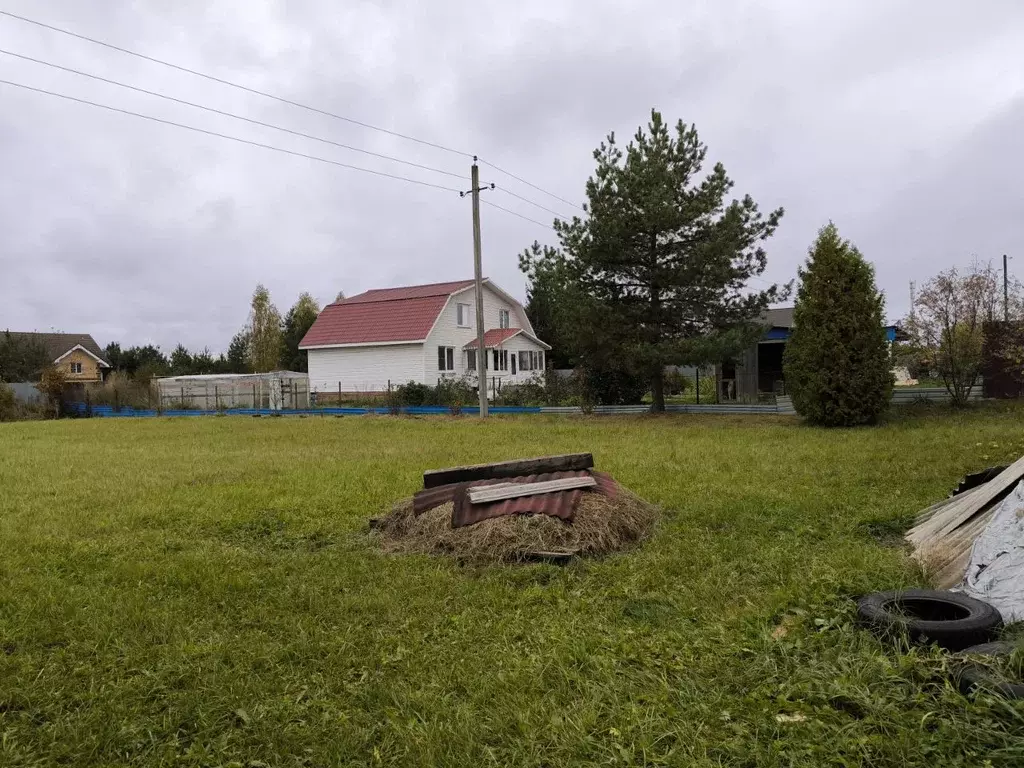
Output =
[{"x1": 373, "y1": 487, "x2": 659, "y2": 563}]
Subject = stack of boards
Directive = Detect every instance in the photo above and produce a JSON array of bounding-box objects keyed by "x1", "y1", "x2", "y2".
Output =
[{"x1": 906, "y1": 455, "x2": 1024, "y2": 588}]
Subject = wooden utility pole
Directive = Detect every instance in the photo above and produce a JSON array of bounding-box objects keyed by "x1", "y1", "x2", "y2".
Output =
[
  {"x1": 1003, "y1": 254, "x2": 1009, "y2": 322},
  {"x1": 471, "y1": 160, "x2": 488, "y2": 417}
]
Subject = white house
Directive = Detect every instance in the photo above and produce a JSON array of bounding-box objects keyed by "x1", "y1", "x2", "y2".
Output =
[{"x1": 299, "y1": 279, "x2": 551, "y2": 397}]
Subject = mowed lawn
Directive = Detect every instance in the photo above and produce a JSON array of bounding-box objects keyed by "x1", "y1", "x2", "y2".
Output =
[{"x1": 2, "y1": 408, "x2": 1024, "y2": 767}]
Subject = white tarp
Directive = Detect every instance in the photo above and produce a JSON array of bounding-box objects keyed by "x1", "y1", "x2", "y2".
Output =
[{"x1": 960, "y1": 479, "x2": 1024, "y2": 622}]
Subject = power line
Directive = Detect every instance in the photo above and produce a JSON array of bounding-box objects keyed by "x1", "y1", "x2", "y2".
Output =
[
  {"x1": 0, "y1": 47, "x2": 465, "y2": 180},
  {"x1": 0, "y1": 77, "x2": 555, "y2": 231},
  {"x1": 0, "y1": 8, "x2": 474, "y2": 159},
  {"x1": 0, "y1": 9, "x2": 592, "y2": 222},
  {"x1": 479, "y1": 158, "x2": 584, "y2": 211},
  {"x1": 493, "y1": 186, "x2": 572, "y2": 221},
  {"x1": 481, "y1": 200, "x2": 555, "y2": 231},
  {"x1": 0, "y1": 78, "x2": 465, "y2": 193}
]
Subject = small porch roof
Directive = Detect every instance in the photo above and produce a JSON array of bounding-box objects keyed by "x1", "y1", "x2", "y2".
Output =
[{"x1": 463, "y1": 328, "x2": 551, "y2": 350}]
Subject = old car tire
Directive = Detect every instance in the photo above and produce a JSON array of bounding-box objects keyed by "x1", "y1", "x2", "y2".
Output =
[
  {"x1": 856, "y1": 589, "x2": 1002, "y2": 651},
  {"x1": 956, "y1": 642, "x2": 1024, "y2": 699}
]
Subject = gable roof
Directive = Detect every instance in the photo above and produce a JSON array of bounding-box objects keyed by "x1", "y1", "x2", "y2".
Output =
[
  {"x1": 4, "y1": 332, "x2": 110, "y2": 366},
  {"x1": 300, "y1": 279, "x2": 484, "y2": 348},
  {"x1": 463, "y1": 328, "x2": 551, "y2": 350}
]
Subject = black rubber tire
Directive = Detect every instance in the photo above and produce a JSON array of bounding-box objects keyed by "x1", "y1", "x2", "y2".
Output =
[
  {"x1": 957, "y1": 641, "x2": 1018, "y2": 657},
  {"x1": 856, "y1": 589, "x2": 1003, "y2": 651},
  {"x1": 956, "y1": 641, "x2": 1024, "y2": 699}
]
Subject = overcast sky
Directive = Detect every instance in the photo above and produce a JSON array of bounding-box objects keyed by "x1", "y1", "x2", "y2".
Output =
[{"x1": 2, "y1": 1, "x2": 1023, "y2": 353}]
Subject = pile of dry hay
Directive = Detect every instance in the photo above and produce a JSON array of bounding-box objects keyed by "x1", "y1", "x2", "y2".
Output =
[{"x1": 373, "y1": 485, "x2": 658, "y2": 563}]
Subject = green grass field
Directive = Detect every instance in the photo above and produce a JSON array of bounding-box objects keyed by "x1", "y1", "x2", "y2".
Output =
[{"x1": 2, "y1": 407, "x2": 1024, "y2": 767}]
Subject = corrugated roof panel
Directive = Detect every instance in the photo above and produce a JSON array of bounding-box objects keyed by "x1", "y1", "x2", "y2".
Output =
[{"x1": 410, "y1": 470, "x2": 618, "y2": 529}]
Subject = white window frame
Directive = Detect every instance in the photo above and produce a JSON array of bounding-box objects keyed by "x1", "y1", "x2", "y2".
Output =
[
  {"x1": 70, "y1": 361, "x2": 83, "y2": 374},
  {"x1": 498, "y1": 309, "x2": 510, "y2": 329},
  {"x1": 466, "y1": 349, "x2": 478, "y2": 372},
  {"x1": 518, "y1": 350, "x2": 545, "y2": 371},
  {"x1": 456, "y1": 303, "x2": 471, "y2": 328},
  {"x1": 492, "y1": 349, "x2": 508, "y2": 372},
  {"x1": 437, "y1": 346, "x2": 455, "y2": 372}
]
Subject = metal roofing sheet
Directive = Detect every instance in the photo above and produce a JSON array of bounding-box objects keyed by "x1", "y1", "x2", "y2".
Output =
[{"x1": 412, "y1": 470, "x2": 618, "y2": 528}]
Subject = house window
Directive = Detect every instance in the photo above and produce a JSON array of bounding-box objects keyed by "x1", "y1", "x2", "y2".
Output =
[
  {"x1": 498, "y1": 309, "x2": 510, "y2": 329},
  {"x1": 466, "y1": 349, "x2": 477, "y2": 372},
  {"x1": 437, "y1": 346, "x2": 455, "y2": 371},
  {"x1": 70, "y1": 362, "x2": 83, "y2": 374},
  {"x1": 457, "y1": 303, "x2": 472, "y2": 327},
  {"x1": 518, "y1": 351, "x2": 544, "y2": 371},
  {"x1": 492, "y1": 349, "x2": 508, "y2": 372}
]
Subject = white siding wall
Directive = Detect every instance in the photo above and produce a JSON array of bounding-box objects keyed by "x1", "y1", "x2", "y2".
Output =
[
  {"x1": 307, "y1": 344, "x2": 424, "y2": 393},
  {"x1": 425, "y1": 285, "x2": 546, "y2": 387}
]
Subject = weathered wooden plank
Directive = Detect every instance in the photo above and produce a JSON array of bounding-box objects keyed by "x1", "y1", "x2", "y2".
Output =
[
  {"x1": 935, "y1": 454, "x2": 1024, "y2": 538},
  {"x1": 468, "y1": 476, "x2": 597, "y2": 504},
  {"x1": 423, "y1": 453, "x2": 594, "y2": 489},
  {"x1": 908, "y1": 485, "x2": 986, "y2": 536}
]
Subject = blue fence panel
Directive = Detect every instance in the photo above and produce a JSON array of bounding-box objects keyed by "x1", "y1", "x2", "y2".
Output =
[{"x1": 66, "y1": 401, "x2": 782, "y2": 419}]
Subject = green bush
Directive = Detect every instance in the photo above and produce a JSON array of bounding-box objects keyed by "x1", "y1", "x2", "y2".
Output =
[
  {"x1": 783, "y1": 223, "x2": 893, "y2": 426},
  {"x1": 394, "y1": 381, "x2": 432, "y2": 407},
  {"x1": 434, "y1": 376, "x2": 475, "y2": 414},
  {"x1": 389, "y1": 378, "x2": 477, "y2": 413},
  {"x1": 576, "y1": 363, "x2": 647, "y2": 406},
  {"x1": 0, "y1": 382, "x2": 17, "y2": 422},
  {"x1": 663, "y1": 370, "x2": 689, "y2": 396},
  {"x1": 494, "y1": 375, "x2": 547, "y2": 407}
]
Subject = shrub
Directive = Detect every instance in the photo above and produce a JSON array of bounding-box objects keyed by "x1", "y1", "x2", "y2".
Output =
[
  {"x1": 784, "y1": 223, "x2": 893, "y2": 426},
  {"x1": 0, "y1": 382, "x2": 17, "y2": 422},
  {"x1": 434, "y1": 376, "x2": 476, "y2": 414},
  {"x1": 494, "y1": 375, "x2": 547, "y2": 407},
  {"x1": 394, "y1": 381, "x2": 432, "y2": 407},
  {"x1": 87, "y1": 371, "x2": 154, "y2": 410},
  {"x1": 576, "y1": 363, "x2": 647, "y2": 406},
  {"x1": 696, "y1": 371, "x2": 717, "y2": 403},
  {"x1": 663, "y1": 370, "x2": 689, "y2": 396},
  {"x1": 37, "y1": 366, "x2": 67, "y2": 418}
]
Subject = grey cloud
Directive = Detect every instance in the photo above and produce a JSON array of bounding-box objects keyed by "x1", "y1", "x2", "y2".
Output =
[{"x1": 2, "y1": 0, "x2": 1023, "y2": 352}]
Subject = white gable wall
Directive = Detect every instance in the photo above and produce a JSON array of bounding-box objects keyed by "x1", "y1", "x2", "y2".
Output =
[
  {"x1": 424, "y1": 284, "x2": 529, "y2": 386},
  {"x1": 307, "y1": 343, "x2": 425, "y2": 395}
]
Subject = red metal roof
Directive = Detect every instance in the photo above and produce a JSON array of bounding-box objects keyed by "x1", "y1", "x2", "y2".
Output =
[
  {"x1": 300, "y1": 280, "x2": 475, "y2": 347},
  {"x1": 412, "y1": 470, "x2": 619, "y2": 528},
  {"x1": 342, "y1": 280, "x2": 475, "y2": 305},
  {"x1": 462, "y1": 328, "x2": 522, "y2": 349}
]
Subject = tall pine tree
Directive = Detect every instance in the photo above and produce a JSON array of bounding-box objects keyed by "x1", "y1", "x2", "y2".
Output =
[
  {"x1": 521, "y1": 110, "x2": 785, "y2": 410},
  {"x1": 783, "y1": 223, "x2": 893, "y2": 426}
]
